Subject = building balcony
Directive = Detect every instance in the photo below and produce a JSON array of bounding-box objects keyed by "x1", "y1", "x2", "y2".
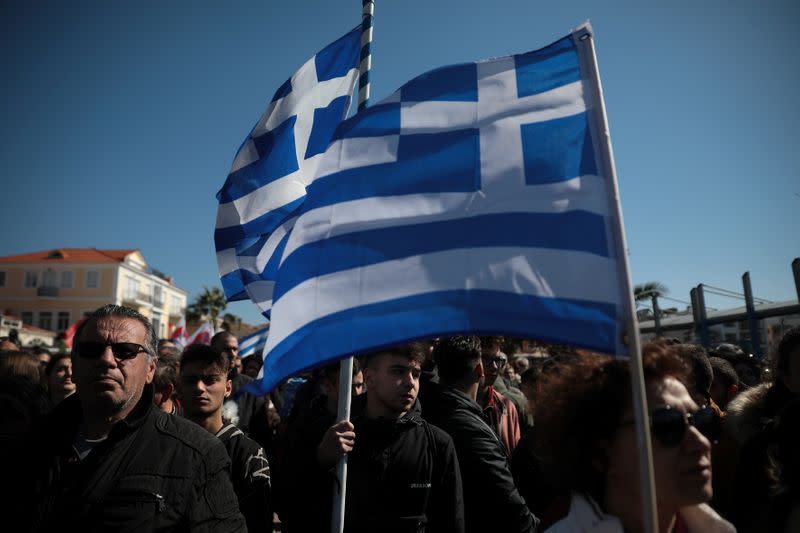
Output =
[{"x1": 37, "y1": 286, "x2": 59, "y2": 297}]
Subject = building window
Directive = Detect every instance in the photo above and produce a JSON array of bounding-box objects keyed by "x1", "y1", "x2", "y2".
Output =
[
  {"x1": 42, "y1": 270, "x2": 58, "y2": 288},
  {"x1": 0, "y1": 271, "x2": 5, "y2": 287},
  {"x1": 21, "y1": 312, "x2": 33, "y2": 325},
  {"x1": 24, "y1": 272, "x2": 38, "y2": 288},
  {"x1": 170, "y1": 296, "x2": 184, "y2": 316},
  {"x1": 152, "y1": 313, "x2": 162, "y2": 338},
  {"x1": 38, "y1": 312, "x2": 53, "y2": 331},
  {"x1": 86, "y1": 271, "x2": 99, "y2": 288},
  {"x1": 57, "y1": 311, "x2": 70, "y2": 331},
  {"x1": 153, "y1": 285, "x2": 165, "y2": 307},
  {"x1": 60, "y1": 271, "x2": 74, "y2": 288},
  {"x1": 125, "y1": 277, "x2": 139, "y2": 300}
]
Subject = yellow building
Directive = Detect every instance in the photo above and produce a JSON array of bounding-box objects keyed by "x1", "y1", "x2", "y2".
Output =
[{"x1": 0, "y1": 248, "x2": 187, "y2": 339}]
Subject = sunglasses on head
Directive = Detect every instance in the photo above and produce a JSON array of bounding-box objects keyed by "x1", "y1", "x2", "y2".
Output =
[
  {"x1": 650, "y1": 404, "x2": 720, "y2": 447},
  {"x1": 77, "y1": 341, "x2": 148, "y2": 361}
]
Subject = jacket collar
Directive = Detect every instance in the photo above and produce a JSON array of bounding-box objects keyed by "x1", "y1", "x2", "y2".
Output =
[{"x1": 47, "y1": 383, "x2": 155, "y2": 444}]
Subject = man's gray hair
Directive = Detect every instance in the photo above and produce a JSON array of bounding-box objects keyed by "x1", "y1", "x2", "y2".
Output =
[{"x1": 76, "y1": 304, "x2": 158, "y2": 361}]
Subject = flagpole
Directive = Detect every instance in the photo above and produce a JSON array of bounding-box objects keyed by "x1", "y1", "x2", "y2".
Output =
[
  {"x1": 331, "y1": 5, "x2": 374, "y2": 533},
  {"x1": 573, "y1": 23, "x2": 659, "y2": 533}
]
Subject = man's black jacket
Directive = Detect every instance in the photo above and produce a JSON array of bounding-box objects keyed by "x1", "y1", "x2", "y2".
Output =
[
  {"x1": 280, "y1": 397, "x2": 465, "y2": 533},
  {"x1": 18, "y1": 385, "x2": 246, "y2": 533},
  {"x1": 422, "y1": 387, "x2": 538, "y2": 533}
]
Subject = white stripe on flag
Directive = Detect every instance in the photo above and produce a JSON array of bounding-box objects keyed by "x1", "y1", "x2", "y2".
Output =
[
  {"x1": 280, "y1": 176, "x2": 609, "y2": 264},
  {"x1": 266, "y1": 247, "x2": 618, "y2": 351}
]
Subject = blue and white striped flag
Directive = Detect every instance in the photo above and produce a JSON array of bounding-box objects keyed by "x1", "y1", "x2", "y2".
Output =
[
  {"x1": 238, "y1": 324, "x2": 270, "y2": 359},
  {"x1": 255, "y1": 23, "x2": 628, "y2": 393},
  {"x1": 215, "y1": 28, "x2": 362, "y2": 316}
]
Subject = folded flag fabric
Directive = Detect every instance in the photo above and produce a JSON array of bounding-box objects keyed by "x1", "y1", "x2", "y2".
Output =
[
  {"x1": 251, "y1": 23, "x2": 626, "y2": 393},
  {"x1": 170, "y1": 315, "x2": 187, "y2": 346},
  {"x1": 238, "y1": 324, "x2": 270, "y2": 359},
  {"x1": 187, "y1": 321, "x2": 214, "y2": 346},
  {"x1": 215, "y1": 27, "x2": 362, "y2": 317}
]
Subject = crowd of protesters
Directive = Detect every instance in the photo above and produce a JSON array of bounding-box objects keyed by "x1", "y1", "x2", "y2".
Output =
[{"x1": 0, "y1": 304, "x2": 798, "y2": 532}]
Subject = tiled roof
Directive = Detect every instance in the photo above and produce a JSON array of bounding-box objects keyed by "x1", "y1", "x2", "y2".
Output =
[{"x1": 0, "y1": 248, "x2": 138, "y2": 264}]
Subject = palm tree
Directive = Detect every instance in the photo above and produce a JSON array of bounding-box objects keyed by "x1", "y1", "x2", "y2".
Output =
[
  {"x1": 186, "y1": 286, "x2": 229, "y2": 325},
  {"x1": 221, "y1": 313, "x2": 242, "y2": 333},
  {"x1": 634, "y1": 281, "x2": 669, "y2": 308}
]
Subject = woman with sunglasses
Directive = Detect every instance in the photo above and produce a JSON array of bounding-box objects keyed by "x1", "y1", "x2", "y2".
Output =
[{"x1": 530, "y1": 342, "x2": 734, "y2": 532}]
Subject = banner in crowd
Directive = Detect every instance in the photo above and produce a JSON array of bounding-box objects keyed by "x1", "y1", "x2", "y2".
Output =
[{"x1": 186, "y1": 321, "x2": 214, "y2": 346}]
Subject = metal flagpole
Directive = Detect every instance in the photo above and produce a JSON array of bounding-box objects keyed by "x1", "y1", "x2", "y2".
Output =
[
  {"x1": 331, "y1": 4, "x2": 374, "y2": 533},
  {"x1": 573, "y1": 23, "x2": 660, "y2": 533}
]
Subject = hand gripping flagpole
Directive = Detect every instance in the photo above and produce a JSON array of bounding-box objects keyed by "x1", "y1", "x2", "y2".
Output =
[
  {"x1": 331, "y1": 5, "x2": 374, "y2": 533},
  {"x1": 573, "y1": 24, "x2": 660, "y2": 533}
]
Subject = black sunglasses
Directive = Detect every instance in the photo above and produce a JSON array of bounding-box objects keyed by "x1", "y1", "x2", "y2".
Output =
[
  {"x1": 650, "y1": 405, "x2": 720, "y2": 447},
  {"x1": 77, "y1": 341, "x2": 148, "y2": 361}
]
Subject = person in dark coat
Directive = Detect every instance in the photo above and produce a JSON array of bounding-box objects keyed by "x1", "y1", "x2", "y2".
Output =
[
  {"x1": 13, "y1": 305, "x2": 244, "y2": 532},
  {"x1": 281, "y1": 344, "x2": 464, "y2": 533},
  {"x1": 180, "y1": 344, "x2": 272, "y2": 533},
  {"x1": 422, "y1": 336, "x2": 538, "y2": 533},
  {"x1": 726, "y1": 326, "x2": 800, "y2": 532}
]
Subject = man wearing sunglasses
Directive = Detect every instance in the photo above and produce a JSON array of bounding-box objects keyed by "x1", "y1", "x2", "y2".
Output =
[{"x1": 18, "y1": 304, "x2": 245, "y2": 532}]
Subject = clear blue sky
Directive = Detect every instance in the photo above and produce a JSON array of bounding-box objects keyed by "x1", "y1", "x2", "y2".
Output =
[{"x1": 1, "y1": 0, "x2": 797, "y2": 326}]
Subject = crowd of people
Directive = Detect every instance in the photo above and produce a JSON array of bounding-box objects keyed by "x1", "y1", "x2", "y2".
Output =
[{"x1": 1, "y1": 303, "x2": 798, "y2": 532}]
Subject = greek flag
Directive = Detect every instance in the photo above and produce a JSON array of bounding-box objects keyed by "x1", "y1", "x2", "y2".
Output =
[
  {"x1": 215, "y1": 28, "x2": 362, "y2": 315},
  {"x1": 256, "y1": 23, "x2": 627, "y2": 393},
  {"x1": 238, "y1": 325, "x2": 270, "y2": 359}
]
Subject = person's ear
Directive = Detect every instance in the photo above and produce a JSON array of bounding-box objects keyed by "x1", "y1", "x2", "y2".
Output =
[
  {"x1": 365, "y1": 367, "x2": 377, "y2": 390},
  {"x1": 728, "y1": 383, "x2": 738, "y2": 398},
  {"x1": 474, "y1": 361, "x2": 484, "y2": 379},
  {"x1": 145, "y1": 357, "x2": 157, "y2": 384},
  {"x1": 225, "y1": 379, "x2": 232, "y2": 398}
]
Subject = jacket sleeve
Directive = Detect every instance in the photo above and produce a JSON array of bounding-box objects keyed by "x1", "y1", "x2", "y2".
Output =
[
  {"x1": 188, "y1": 440, "x2": 248, "y2": 532},
  {"x1": 427, "y1": 431, "x2": 465, "y2": 533},
  {"x1": 457, "y1": 414, "x2": 538, "y2": 533},
  {"x1": 237, "y1": 445, "x2": 273, "y2": 533}
]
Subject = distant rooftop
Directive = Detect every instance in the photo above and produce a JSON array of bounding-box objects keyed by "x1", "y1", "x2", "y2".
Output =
[{"x1": 0, "y1": 248, "x2": 138, "y2": 264}]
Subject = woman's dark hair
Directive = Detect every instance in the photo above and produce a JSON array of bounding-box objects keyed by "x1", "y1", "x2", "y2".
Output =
[{"x1": 531, "y1": 342, "x2": 690, "y2": 504}]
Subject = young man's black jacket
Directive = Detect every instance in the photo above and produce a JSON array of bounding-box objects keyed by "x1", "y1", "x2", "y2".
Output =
[
  {"x1": 422, "y1": 387, "x2": 539, "y2": 533},
  {"x1": 280, "y1": 396, "x2": 465, "y2": 533},
  {"x1": 216, "y1": 423, "x2": 272, "y2": 533},
  {"x1": 15, "y1": 384, "x2": 245, "y2": 533}
]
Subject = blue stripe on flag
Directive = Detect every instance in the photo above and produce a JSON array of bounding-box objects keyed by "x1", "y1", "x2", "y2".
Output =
[
  {"x1": 402, "y1": 62, "x2": 479, "y2": 102},
  {"x1": 333, "y1": 102, "x2": 401, "y2": 140},
  {"x1": 272, "y1": 77, "x2": 292, "y2": 102},
  {"x1": 220, "y1": 271, "x2": 248, "y2": 302},
  {"x1": 301, "y1": 130, "x2": 479, "y2": 213},
  {"x1": 305, "y1": 95, "x2": 352, "y2": 158},
  {"x1": 514, "y1": 34, "x2": 581, "y2": 98},
  {"x1": 254, "y1": 290, "x2": 617, "y2": 393},
  {"x1": 214, "y1": 196, "x2": 305, "y2": 251},
  {"x1": 274, "y1": 211, "x2": 610, "y2": 302},
  {"x1": 521, "y1": 111, "x2": 598, "y2": 185},
  {"x1": 217, "y1": 117, "x2": 299, "y2": 204},
  {"x1": 314, "y1": 27, "x2": 362, "y2": 82}
]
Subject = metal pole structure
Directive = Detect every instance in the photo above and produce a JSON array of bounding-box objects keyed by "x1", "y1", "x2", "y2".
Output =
[
  {"x1": 793, "y1": 258, "x2": 800, "y2": 303},
  {"x1": 331, "y1": 3, "x2": 374, "y2": 533},
  {"x1": 651, "y1": 294, "x2": 662, "y2": 337},
  {"x1": 742, "y1": 272, "x2": 762, "y2": 358},
  {"x1": 572, "y1": 23, "x2": 659, "y2": 533},
  {"x1": 690, "y1": 287, "x2": 700, "y2": 343},
  {"x1": 696, "y1": 284, "x2": 710, "y2": 347}
]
